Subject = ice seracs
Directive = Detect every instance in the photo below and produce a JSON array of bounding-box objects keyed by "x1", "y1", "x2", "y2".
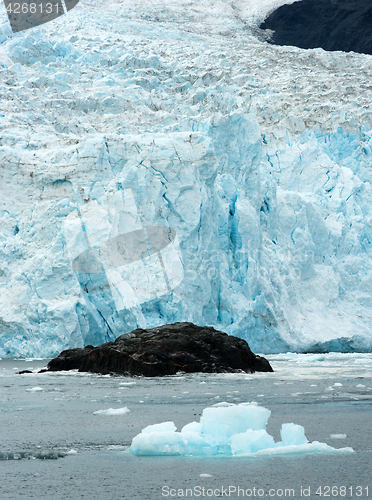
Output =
[
  {"x1": 0, "y1": 0, "x2": 371, "y2": 358},
  {"x1": 130, "y1": 402, "x2": 354, "y2": 456}
]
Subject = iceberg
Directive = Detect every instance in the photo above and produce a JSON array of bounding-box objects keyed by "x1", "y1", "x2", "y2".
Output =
[
  {"x1": 0, "y1": 0, "x2": 371, "y2": 358},
  {"x1": 130, "y1": 402, "x2": 354, "y2": 456}
]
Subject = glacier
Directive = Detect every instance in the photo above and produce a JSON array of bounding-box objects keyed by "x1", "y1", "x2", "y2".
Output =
[{"x1": 0, "y1": 0, "x2": 371, "y2": 358}]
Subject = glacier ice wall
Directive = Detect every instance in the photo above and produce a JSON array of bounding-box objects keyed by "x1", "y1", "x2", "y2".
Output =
[{"x1": 0, "y1": 0, "x2": 371, "y2": 357}]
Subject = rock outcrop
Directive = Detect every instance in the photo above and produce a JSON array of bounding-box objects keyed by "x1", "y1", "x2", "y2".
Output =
[
  {"x1": 46, "y1": 323, "x2": 273, "y2": 376},
  {"x1": 260, "y1": 0, "x2": 372, "y2": 55}
]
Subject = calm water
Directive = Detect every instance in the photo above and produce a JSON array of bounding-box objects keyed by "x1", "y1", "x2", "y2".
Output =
[{"x1": 0, "y1": 354, "x2": 371, "y2": 500}]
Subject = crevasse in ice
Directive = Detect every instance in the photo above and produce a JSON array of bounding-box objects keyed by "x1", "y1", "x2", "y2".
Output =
[{"x1": 0, "y1": 0, "x2": 371, "y2": 358}]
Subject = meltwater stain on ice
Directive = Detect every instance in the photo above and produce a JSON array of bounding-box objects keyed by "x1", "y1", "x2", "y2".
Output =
[{"x1": 130, "y1": 402, "x2": 354, "y2": 457}]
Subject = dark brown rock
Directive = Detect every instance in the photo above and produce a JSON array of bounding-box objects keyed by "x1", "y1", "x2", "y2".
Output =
[
  {"x1": 46, "y1": 323, "x2": 273, "y2": 376},
  {"x1": 47, "y1": 345, "x2": 96, "y2": 371},
  {"x1": 260, "y1": 0, "x2": 372, "y2": 56}
]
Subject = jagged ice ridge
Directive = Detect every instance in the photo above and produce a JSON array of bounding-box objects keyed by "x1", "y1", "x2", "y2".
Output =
[{"x1": 0, "y1": 0, "x2": 371, "y2": 358}]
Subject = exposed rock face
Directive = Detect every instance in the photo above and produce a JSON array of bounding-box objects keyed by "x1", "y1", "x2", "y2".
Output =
[
  {"x1": 260, "y1": 0, "x2": 372, "y2": 55},
  {"x1": 47, "y1": 323, "x2": 273, "y2": 376}
]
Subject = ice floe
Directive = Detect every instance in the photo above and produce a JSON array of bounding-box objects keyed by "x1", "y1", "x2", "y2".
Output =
[{"x1": 130, "y1": 402, "x2": 354, "y2": 456}]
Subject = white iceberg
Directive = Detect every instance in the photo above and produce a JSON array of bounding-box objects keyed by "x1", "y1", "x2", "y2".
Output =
[{"x1": 130, "y1": 403, "x2": 354, "y2": 456}]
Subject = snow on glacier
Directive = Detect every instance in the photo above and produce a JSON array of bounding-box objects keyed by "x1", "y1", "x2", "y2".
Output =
[
  {"x1": 0, "y1": 0, "x2": 372, "y2": 358},
  {"x1": 130, "y1": 402, "x2": 354, "y2": 456}
]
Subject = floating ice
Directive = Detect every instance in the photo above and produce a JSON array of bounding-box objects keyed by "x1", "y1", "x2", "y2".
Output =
[
  {"x1": 26, "y1": 387, "x2": 44, "y2": 392},
  {"x1": 130, "y1": 403, "x2": 354, "y2": 456},
  {"x1": 200, "y1": 403, "x2": 271, "y2": 437},
  {"x1": 279, "y1": 423, "x2": 308, "y2": 446},
  {"x1": 230, "y1": 429, "x2": 276, "y2": 455},
  {"x1": 142, "y1": 422, "x2": 176, "y2": 433},
  {"x1": 330, "y1": 434, "x2": 347, "y2": 439},
  {"x1": 93, "y1": 407, "x2": 130, "y2": 415}
]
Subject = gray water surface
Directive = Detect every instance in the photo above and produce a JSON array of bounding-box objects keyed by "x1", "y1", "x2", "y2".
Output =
[{"x1": 1, "y1": 354, "x2": 371, "y2": 499}]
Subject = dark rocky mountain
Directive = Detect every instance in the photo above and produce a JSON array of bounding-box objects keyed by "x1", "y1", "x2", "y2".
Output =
[
  {"x1": 46, "y1": 322, "x2": 273, "y2": 376},
  {"x1": 260, "y1": 0, "x2": 372, "y2": 55}
]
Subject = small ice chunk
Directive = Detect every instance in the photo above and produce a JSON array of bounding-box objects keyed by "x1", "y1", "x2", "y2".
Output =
[
  {"x1": 67, "y1": 449, "x2": 78, "y2": 454},
  {"x1": 142, "y1": 422, "x2": 176, "y2": 434},
  {"x1": 93, "y1": 407, "x2": 130, "y2": 415},
  {"x1": 280, "y1": 423, "x2": 308, "y2": 446},
  {"x1": 330, "y1": 434, "x2": 347, "y2": 439},
  {"x1": 333, "y1": 383, "x2": 343, "y2": 387},
  {"x1": 356, "y1": 384, "x2": 366, "y2": 388},
  {"x1": 119, "y1": 382, "x2": 136, "y2": 386},
  {"x1": 200, "y1": 474, "x2": 212, "y2": 478},
  {"x1": 26, "y1": 387, "x2": 44, "y2": 392}
]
